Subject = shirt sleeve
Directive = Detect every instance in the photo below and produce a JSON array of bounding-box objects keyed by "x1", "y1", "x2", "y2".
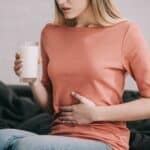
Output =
[
  {"x1": 122, "y1": 22, "x2": 150, "y2": 97},
  {"x1": 40, "y1": 27, "x2": 51, "y2": 91}
]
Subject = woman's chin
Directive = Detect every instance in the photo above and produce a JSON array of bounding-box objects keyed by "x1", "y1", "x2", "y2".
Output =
[{"x1": 64, "y1": 14, "x2": 77, "y2": 19}]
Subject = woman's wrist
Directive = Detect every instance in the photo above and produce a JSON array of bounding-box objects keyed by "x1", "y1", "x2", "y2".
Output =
[
  {"x1": 92, "y1": 106, "x2": 108, "y2": 122},
  {"x1": 28, "y1": 78, "x2": 39, "y2": 86}
]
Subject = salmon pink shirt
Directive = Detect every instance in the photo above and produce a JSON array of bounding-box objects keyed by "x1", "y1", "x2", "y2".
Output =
[{"x1": 40, "y1": 20, "x2": 150, "y2": 150}]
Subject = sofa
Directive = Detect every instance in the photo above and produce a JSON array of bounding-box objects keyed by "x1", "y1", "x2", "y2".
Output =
[{"x1": 0, "y1": 81, "x2": 150, "y2": 150}]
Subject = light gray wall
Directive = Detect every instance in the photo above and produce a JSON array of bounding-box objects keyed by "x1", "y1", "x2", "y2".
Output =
[
  {"x1": 0, "y1": 0, "x2": 54, "y2": 85},
  {"x1": 115, "y1": 0, "x2": 150, "y2": 90},
  {"x1": 0, "y1": 0, "x2": 150, "y2": 91}
]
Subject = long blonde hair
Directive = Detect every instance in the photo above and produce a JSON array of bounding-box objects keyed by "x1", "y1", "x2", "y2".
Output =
[{"x1": 53, "y1": 0, "x2": 126, "y2": 27}]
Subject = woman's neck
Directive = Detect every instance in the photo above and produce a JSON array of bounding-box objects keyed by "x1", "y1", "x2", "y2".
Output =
[{"x1": 75, "y1": 5, "x2": 98, "y2": 27}]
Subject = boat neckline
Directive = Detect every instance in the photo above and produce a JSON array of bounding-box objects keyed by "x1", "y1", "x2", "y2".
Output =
[{"x1": 48, "y1": 20, "x2": 129, "y2": 30}]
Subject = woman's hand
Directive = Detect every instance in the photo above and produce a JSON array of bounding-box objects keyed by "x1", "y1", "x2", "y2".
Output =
[
  {"x1": 14, "y1": 52, "x2": 40, "y2": 84},
  {"x1": 59, "y1": 91, "x2": 96, "y2": 125},
  {"x1": 14, "y1": 52, "x2": 23, "y2": 77}
]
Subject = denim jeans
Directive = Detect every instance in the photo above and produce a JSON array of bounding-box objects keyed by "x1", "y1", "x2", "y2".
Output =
[{"x1": 0, "y1": 128, "x2": 113, "y2": 150}]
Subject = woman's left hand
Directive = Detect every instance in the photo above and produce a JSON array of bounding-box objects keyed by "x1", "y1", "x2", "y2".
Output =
[{"x1": 59, "y1": 91, "x2": 96, "y2": 125}]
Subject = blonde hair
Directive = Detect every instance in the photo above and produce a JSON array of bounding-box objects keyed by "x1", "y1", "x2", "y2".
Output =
[{"x1": 53, "y1": 0, "x2": 126, "y2": 27}]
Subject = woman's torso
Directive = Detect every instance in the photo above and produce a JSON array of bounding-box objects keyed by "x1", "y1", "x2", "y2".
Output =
[{"x1": 41, "y1": 20, "x2": 132, "y2": 150}]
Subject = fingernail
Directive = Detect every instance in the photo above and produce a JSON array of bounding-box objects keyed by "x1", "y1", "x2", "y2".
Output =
[{"x1": 71, "y1": 91, "x2": 75, "y2": 95}]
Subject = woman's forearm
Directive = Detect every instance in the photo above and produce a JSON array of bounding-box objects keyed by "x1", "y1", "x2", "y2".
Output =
[
  {"x1": 29, "y1": 79, "x2": 52, "y2": 112},
  {"x1": 93, "y1": 97, "x2": 150, "y2": 122}
]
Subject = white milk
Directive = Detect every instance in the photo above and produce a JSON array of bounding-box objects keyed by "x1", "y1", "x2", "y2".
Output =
[{"x1": 19, "y1": 42, "x2": 39, "y2": 82}]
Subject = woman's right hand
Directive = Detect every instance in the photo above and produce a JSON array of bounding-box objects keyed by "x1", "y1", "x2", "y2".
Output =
[
  {"x1": 14, "y1": 52, "x2": 23, "y2": 77},
  {"x1": 14, "y1": 52, "x2": 40, "y2": 84}
]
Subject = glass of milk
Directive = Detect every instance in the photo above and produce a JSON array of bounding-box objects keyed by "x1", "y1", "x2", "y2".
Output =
[{"x1": 19, "y1": 41, "x2": 40, "y2": 83}]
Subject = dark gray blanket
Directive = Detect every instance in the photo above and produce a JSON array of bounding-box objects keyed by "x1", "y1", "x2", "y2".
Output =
[{"x1": 0, "y1": 81, "x2": 53, "y2": 134}]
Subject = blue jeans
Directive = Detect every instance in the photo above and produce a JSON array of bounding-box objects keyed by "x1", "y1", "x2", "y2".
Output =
[{"x1": 0, "y1": 128, "x2": 113, "y2": 150}]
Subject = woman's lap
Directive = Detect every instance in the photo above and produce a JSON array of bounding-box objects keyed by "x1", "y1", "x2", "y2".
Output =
[
  {"x1": 0, "y1": 128, "x2": 112, "y2": 150},
  {"x1": 0, "y1": 128, "x2": 37, "y2": 150}
]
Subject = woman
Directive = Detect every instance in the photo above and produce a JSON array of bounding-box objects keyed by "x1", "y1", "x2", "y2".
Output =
[{"x1": 1, "y1": 0, "x2": 150, "y2": 150}]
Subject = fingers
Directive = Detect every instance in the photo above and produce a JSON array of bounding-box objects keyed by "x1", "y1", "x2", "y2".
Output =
[
  {"x1": 59, "y1": 116, "x2": 73, "y2": 121},
  {"x1": 14, "y1": 64, "x2": 23, "y2": 76},
  {"x1": 14, "y1": 52, "x2": 23, "y2": 76},
  {"x1": 14, "y1": 63, "x2": 23, "y2": 71},
  {"x1": 59, "y1": 106, "x2": 78, "y2": 125},
  {"x1": 15, "y1": 52, "x2": 21, "y2": 59},
  {"x1": 61, "y1": 120, "x2": 77, "y2": 125},
  {"x1": 71, "y1": 91, "x2": 88, "y2": 103},
  {"x1": 14, "y1": 59, "x2": 23, "y2": 66},
  {"x1": 59, "y1": 107, "x2": 77, "y2": 125},
  {"x1": 60, "y1": 112, "x2": 73, "y2": 117},
  {"x1": 15, "y1": 68, "x2": 23, "y2": 76},
  {"x1": 71, "y1": 92, "x2": 96, "y2": 107},
  {"x1": 59, "y1": 116, "x2": 77, "y2": 125},
  {"x1": 59, "y1": 106, "x2": 73, "y2": 112}
]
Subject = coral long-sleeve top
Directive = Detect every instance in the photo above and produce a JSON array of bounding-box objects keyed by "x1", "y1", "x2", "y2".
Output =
[{"x1": 40, "y1": 20, "x2": 150, "y2": 150}]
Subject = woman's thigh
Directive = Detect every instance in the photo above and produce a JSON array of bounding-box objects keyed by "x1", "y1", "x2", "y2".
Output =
[
  {"x1": 13, "y1": 135, "x2": 113, "y2": 150},
  {"x1": 0, "y1": 128, "x2": 113, "y2": 150},
  {"x1": 0, "y1": 128, "x2": 38, "y2": 150}
]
